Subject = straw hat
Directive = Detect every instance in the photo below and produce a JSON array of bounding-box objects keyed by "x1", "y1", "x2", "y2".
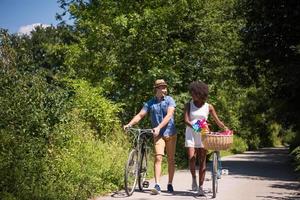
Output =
[{"x1": 154, "y1": 79, "x2": 168, "y2": 88}]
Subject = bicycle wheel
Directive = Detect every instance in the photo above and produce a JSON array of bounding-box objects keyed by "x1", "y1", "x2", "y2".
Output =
[
  {"x1": 138, "y1": 145, "x2": 147, "y2": 190},
  {"x1": 124, "y1": 149, "x2": 138, "y2": 196},
  {"x1": 212, "y1": 151, "x2": 218, "y2": 198}
]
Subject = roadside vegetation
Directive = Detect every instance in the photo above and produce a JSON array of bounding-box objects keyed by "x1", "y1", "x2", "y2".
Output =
[{"x1": 0, "y1": 0, "x2": 299, "y2": 199}]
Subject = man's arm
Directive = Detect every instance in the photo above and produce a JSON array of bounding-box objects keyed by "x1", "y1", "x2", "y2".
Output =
[
  {"x1": 123, "y1": 109, "x2": 147, "y2": 129},
  {"x1": 153, "y1": 106, "x2": 175, "y2": 136}
]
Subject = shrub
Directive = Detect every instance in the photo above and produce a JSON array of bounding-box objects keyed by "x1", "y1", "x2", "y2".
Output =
[
  {"x1": 267, "y1": 122, "x2": 282, "y2": 147},
  {"x1": 41, "y1": 111, "x2": 129, "y2": 199},
  {"x1": 282, "y1": 127, "x2": 297, "y2": 147},
  {"x1": 230, "y1": 135, "x2": 248, "y2": 154},
  {"x1": 0, "y1": 72, "x2": 130, "y2": 199},
  {"x1": 290, "y1": 146, "x2": 300, "y2": 172}
]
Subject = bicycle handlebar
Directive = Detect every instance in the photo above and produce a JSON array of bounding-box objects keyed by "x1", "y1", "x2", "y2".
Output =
[{"x1": 124, "y1": 127, "x2": 154, "y2": 134}]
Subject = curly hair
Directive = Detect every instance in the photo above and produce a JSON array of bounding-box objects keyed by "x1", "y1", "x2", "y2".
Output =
[{"x1": 188, "y1": 81, "x2": 209, "y2": 100}]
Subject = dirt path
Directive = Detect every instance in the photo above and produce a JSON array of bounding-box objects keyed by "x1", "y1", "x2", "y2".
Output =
[{"x1": 96, "y1": 147, "x2": 300, "y2": 200}]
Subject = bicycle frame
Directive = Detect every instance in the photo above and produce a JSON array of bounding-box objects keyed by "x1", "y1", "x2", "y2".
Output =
[{"x1": 129, "y1": 128, "x2": 153, "y2": 151}]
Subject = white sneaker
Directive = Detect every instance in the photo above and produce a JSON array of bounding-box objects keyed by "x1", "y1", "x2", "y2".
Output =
[
  {"x1": 198, "y1": 186, "x2": 205, "y2": 196},
  {"x1": 192, "y1": 177, "x2": 198, "y2": 191}
]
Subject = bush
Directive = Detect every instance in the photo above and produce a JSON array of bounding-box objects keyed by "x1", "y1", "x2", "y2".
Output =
[
  {"x1": 0, "y1": 67, "x2": 71, "y2": 199},
  {"x1": 282, "y1": 127, "x2": 296, "y2": 146},
  {"x1": 41, "y1": 111, "x2": 129, "y2": 199},
  {"x1": 267, "y1": 122, "x2": 282, "y2": 147},
  {"x1": 230, "y1": 135, "x2": 248, "y2": 154},
  {"x1": 70, "y1": 79, "x2": 123, "y2": 140},
  {"x1": 290, "y1": 146, "x2": 300, "y2": 172},
  {"x1": 0, "y1": 72, "x2": 130, "y2": 199}
]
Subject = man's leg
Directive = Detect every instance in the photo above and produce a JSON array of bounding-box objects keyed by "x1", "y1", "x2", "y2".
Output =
[
  {"x1": 152, "y1": 136, "x2": 165, "y2": 194},
  {"x1": 154, "y1": 154, "x2": 163, "y2": 183},
  {"x1": 165, "y1": 134, "x2": 177, "y2": 185}
]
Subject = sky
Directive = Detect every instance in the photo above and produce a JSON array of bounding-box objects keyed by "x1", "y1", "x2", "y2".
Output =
[{"x1": 0, "y1": 0, "x2": 72, "y2": 34}]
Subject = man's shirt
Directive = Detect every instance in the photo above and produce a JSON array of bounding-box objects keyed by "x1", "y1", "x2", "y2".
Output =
[{"x1": 142, "y1": 95, "x2": 176, "y2": 136}]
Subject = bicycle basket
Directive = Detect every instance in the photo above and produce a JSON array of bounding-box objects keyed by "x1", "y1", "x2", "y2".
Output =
[{"x1": 202, "y1": 133, "x2": 233, "y2": 151}]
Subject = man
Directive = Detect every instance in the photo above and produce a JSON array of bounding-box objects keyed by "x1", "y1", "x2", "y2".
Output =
[{"x1": 124, "y1": 79, "x2": 177, "y2": 194}]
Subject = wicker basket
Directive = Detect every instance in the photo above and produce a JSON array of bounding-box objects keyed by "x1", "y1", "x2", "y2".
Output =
[{"x1": 202, "y1": 134, "x2": 233, "y2": 151}]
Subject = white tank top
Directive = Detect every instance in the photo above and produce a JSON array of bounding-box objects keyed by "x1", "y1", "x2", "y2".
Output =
[
  {"x1": 189, "y1": 101, "x2": 209, "y2": 123},
  {"x1": 184, "y1": 101, "x2": 210, "y2": 148}
]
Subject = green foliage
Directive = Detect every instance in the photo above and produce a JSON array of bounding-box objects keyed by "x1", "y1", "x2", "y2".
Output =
[
  {"x1": 70, "y1": 79, "x2": 123, "y2": 140},
  {"x1": 173, "y1": 93, "x2": 190, "y2": 168},
  {"x1": 60, "y1": 0, "x2": 243, "y2": 118},
  {"x1": 236, "y1": 0, "x2": 300, "y2": 151},
  {"x1": 0, "y1": 68, "x2": 71, "y2": 199},
  {"x1": 230, "y1": 135, "x2": 248, "y2": 154},
  {"x1": 41, "y1": 111, "x2": 128, "y2": 199},
  {"x1": 0, "y1": 73, "x2": 129, "y2": 199},
  {"x1": 59, "y1": 0, "x2": 247, "y2": 167},
  {"x1": 291, "y1": 146, "x2": 300, "y2": 172},
  {"x1": 0, "y1": 30, "x2": 129, "y2": 199},
  {"x1": 267, "y1": 122, "x2": 282, "y2": 147},
  {"x1": 281, "y1": 128, "x2": 296, "y2": 146},
  {"x1": 2, "y1": 0, "x2": 300, "y2": 197}
]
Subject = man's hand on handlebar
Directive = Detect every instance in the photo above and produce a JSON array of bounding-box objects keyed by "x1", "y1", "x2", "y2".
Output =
[
  {"x1": 123, "y1": 124, "x2": 132, "y2": 131},
  {"x1": 152, "y1": 127, "x2": 160, "y2": 137}
]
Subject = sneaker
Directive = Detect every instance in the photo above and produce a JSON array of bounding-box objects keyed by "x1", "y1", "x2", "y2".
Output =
[
  {"x1": 192, "y1": 177, "x2": 198, "y2": 191},
  {"x1": 198, "y1": 186, "x2": 205, "y2": 196},
  {"x1": 151, "y1": 184, "x2": 161, "y2": 195},
  {"x1": 217, "y1": 169, "x2": 222, "y2": 179},
  {"x1": 167, "y1": 184, "x2": 174, "y2": 193},
  {"x1": 222, "y1": 169, "x2": 229, "y2": 175}
]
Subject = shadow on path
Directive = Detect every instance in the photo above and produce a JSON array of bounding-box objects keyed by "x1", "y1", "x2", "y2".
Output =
[
  {"x1": 221, "y1": 147, "x2": 299, "y2": 182},
  {"x1": 109, "y1": 189, "x2": 200, "y2": 198},
  {"x1": 98, "y1": 147, "x2": 300, "y2": 200}
]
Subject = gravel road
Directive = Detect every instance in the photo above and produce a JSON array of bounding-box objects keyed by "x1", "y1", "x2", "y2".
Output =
[{"x1": 96, "y1": 147, "x2": 300, "y2": 200}]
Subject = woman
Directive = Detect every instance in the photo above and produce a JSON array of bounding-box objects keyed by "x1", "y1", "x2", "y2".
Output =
[{"x1": 184, "y1": 81, "x2": 229, "y2": 196}]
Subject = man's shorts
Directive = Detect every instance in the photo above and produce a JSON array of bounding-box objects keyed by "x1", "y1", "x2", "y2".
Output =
[{"x1": 154, "y1": 134, "x2": 177, "y2": 156}]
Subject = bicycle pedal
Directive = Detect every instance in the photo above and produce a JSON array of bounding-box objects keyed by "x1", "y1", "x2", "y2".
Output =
[{"x1": 142, "y1": 181, "x2": 149, "y2": 188}]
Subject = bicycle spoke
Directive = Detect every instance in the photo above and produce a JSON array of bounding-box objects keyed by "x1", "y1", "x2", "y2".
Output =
[
  {"x1": 138, "y1": 146, "x2": 148, "y2": 190},
  {"x1": 125, "y1": 149, "x2": 138, "y2": 196},
  {"x1": 124, "y1": 128, "x2": 152, "y2": 196},
  {"x1": 212, "y1": 151, "x2": 218, "y2": 198}
]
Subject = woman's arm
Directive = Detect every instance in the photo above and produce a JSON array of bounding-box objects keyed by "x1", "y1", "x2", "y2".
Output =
[
  {"x1": 209, "y1": 104, "x2": 228, "y2": 130},
  {"x1": 184, "y1": 102, "x2": 193, "y2": 128}
]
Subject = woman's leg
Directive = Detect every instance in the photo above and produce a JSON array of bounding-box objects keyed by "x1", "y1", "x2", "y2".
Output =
[
  {"x1": 187, "y1": 147, "x2": 196, "y2": 178},
  {"x1": 197, "y1": 148, "x2": 207, "y2": 187}
]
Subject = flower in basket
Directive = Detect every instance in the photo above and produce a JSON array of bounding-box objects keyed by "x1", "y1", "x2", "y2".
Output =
[{"x1": 219, "y1": 130, "x2": 233, "y2": 135}]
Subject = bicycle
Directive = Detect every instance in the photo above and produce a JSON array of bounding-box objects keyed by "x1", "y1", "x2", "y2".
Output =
[
  {"x1": 124, "y1": 127, "x2": 153, "y2": 196},
  {"x1": 211, "y1": 150, "x2": 221, "y2": 198},
  {"x1": 203, "y1": 130, "x2": 233, "y2": 198}
]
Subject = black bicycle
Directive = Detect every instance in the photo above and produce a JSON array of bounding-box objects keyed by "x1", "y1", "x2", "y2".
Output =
[{"x1": 124, "y1": 127, "x2": 153, "y2": 196}]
